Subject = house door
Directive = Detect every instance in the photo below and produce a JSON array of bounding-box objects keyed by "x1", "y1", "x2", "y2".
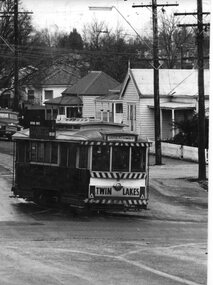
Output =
[{"x1": 127, "y1": 104, "x2": 136, "y2": 131}]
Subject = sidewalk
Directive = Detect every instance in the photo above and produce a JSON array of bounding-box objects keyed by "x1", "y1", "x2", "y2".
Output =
[
  {"x1": 149, "y1": 155, "x2": 208, "y2": 189},
  {"x1": 114, "y1": 156, "x2": 208, "y2": 219}
]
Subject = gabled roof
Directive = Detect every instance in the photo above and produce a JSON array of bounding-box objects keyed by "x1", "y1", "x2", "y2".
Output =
[
  {"x1": 62, "y1": 71, "x2": 119, "y2": 96},
  {"x1": 45, "y1": 95, "x2": 82, "y2": 106},
  {"x1": 95, "y1": 85, "x2": 122, "y2": 102},
  {"x1": 26, "y1": 65, "x2": 80, "y2": 87},
  {"x1": 41, "y1": 68, "x2": 80, "y2": 86},
  {"x1": 121, "y1": 68, "x2": 209, "y2": 97}
]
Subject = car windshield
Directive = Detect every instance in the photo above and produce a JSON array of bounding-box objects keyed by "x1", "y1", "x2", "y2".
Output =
[
  {"x1": 0, "y1": 113, "x2": 17, "y2": 120},
  {"x1": 0, "y1": 113, "x2": 9, "y2": 119}
]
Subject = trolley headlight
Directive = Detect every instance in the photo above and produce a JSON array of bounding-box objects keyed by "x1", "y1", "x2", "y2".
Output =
[{"x1": 113, "y1": 182, "x2": 123, "y2": 191}]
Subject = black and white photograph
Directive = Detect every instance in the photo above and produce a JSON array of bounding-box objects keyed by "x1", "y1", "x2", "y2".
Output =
[{"x1": 0, "y1": 0, "x2": 211, "y2": 284}]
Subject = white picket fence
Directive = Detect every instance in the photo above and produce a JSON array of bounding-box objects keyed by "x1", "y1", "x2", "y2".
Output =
[{"x1": 149, "y1": 142, "x2": 208, "y2": 163}]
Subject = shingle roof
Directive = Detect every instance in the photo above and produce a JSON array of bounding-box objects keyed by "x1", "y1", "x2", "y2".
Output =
[
  {"x1": 25, "y1": 65, "x2": 81, "y2": 86},
  {"x1": 62, "y1": 71, "x2": 119, "y2": 96},
  {"x1": 45, "y1": 95, "x2": 82, "y2": 106},
  {"x1": 41, "y1": 68, "x2": 80, "y2": 86},
  {"x1": 127, "y1": 69, "x2": 209, "y2": 97}
]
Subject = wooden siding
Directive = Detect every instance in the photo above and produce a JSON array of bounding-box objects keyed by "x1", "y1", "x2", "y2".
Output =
[
  {"x1": 82, "y1": 96, "x2": 97, "y2": 118},
  {"x1": 122, "y1": 80, "x2": 140, "y2": 133},
  {"x1": 122, "y1": 79, "x2": 157, "y2": 140},
  {"x1": 139, "y1": 98, "x2": 155, "y2": 140}
]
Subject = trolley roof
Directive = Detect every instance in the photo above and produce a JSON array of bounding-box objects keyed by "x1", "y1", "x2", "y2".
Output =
[{"x1": 13, "y1": 120, "x2": 151, "y2": 146}]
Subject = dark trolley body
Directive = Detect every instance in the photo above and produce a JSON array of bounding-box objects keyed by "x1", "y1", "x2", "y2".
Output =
[{"x1": 12, "y1": 119, "x2": 151, "y2": 212}]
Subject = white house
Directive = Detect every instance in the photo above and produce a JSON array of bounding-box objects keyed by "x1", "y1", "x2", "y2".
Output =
[
  {"x1": 23, "y1": 66, "x2": 81, "y2": 106},
  {"x1": 95, "y1": 68, "x2": 209, "y2": 141},
  {"x1": 45, "y1": 71, "x2": 120, "y2": 120}
]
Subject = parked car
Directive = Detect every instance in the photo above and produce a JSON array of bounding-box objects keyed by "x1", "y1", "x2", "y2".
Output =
[{"x1": 0, "y1": 108, "x2": 23, "y2": 140}]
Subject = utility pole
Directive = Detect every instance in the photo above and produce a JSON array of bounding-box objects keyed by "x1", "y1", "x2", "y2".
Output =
[
  {"x1": 132, "y1": 1, "x2": 178, "y2": 165},
  {"x1": 0, "y1": 0, "x2": 33, "y2": 112},
  {"x1": 197, "y1": 0, "x2": 206, "y2": 180},
  {"x1": 174, "y1": 1, "x2": 210, "y2": 180},
  {"x1": 13, "y1": 0, "x2": 19, "y2": 112}
]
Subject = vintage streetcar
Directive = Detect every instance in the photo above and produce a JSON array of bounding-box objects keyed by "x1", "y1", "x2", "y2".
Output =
[{"x1": 11, "y1": 119, "x2": 151, "y2": 212}]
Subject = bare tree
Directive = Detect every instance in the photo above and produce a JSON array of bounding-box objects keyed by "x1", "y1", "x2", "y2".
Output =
[
  {"x1": 82, "y1": 18, "x2": 110, "y2": 50},
  {"x1": 158, "y1": 13, "x2": 195, "y2": 68}
]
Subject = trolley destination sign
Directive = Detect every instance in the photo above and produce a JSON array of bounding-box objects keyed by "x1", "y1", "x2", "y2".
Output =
[
  {"x1": 106, "y1": 134, "x2": 137, "y2": 142},
  {"x1": 29, "y1": 120, "x2": 56, "y2": 139}
]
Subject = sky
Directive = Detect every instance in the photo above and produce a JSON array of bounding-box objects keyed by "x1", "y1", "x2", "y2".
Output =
[{"x1": 21, "y1": 0, "x2": 211, "y2": 37}]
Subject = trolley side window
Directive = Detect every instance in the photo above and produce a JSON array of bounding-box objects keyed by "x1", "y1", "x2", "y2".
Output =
[
  {"x1": 30, "y1": 142, "x2": 58, "y2": 164},
  {"x1": 51, "y1": 142, "x2": 58, "y2": 164},
  {"x1": 60, "y1": 143, "x2": 77, "y2": 168},
  {"x1": 92, "y1": 145, "x2": 110, "y2": 171},
  {"x1": 112, "y1": 146, "x2": 129, "y2": 172},
  {"x1": 78, "y1": 146, "x2": 88, "y2": 169},
  {"x1": 131, "y1": 147, "x2": 146, "y2": 172},
  {"x1": 60, "y1": 143, "x2": 68, "y2": 166},
  {"x1": 68, "y1": 144, "x2": 77, "y2": 168},
  {"x1": 16, "y1": 141, "x2": 29, "y2": 162},
  {"x1": 44, "y1": 142, "x2": 51, "y2": 163}
]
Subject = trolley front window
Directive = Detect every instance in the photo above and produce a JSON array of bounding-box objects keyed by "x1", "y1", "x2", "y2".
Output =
[
  {"x1": 112, "y1": 146, "x2": 129, "y2": 172},
  {"x1": 131, "y1": 147, "x2": 146, "y2": 172},
  {"x1": 92, "y1": 145, "x2": 110, "y2": 171}
]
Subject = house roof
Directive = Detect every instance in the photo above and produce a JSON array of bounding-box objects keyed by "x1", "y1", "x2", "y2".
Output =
[
  {"x1": 45, "y1": 95, "x2": 82, "y2": 106},
  {"x1": 41, "y1": 68, "x2": 80, "y2": 86},
  {"x1": 95, "y1": 85, "x2": 122, "y2": 102},
  {"x1": 62, "y1": 71, "x2": 119, "y2": 96},
  {"x1": 147, "y1": 102, "x2": 196, "y2": 110},
  {"x1": 122, "y1": 69, "x2": 209, "y2": 97},
  {"x1": 26, "y1": 65, "x2": 80, "y2": 87}
]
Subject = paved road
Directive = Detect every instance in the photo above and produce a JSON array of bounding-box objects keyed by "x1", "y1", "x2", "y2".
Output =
[{"x1": 0, "y1": 141, "x2": 208, "y2": 285}]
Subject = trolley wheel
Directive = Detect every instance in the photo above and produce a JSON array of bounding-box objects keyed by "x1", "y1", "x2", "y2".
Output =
[
  {"x1": 33, "y1": 190, "x2": 61, "y2": 207},
  {"x1": 70, "y1": 205, "x2": 90, "y2": 216}
]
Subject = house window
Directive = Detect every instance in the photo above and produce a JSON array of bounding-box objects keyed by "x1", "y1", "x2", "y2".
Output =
[
  {"x1": 59, "y1": 107, "x2": 65, "y2": 115},
  {"x1": 127, "y1": 104, "x2": 136, "y2": 131},
  {"x1": 28, "y1": 90, "x2": 35, "y2": 101},
  {"x1": 44, "y1": 90, "x2": 53, "y2": 101},
  {"x1": 116, "y1": 103, "x2": 123, "y2": 113}
]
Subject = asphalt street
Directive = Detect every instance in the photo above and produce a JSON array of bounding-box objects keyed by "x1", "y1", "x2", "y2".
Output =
[{"x1": 0, "y1": 141, "x2": 209, "y2": 285}]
